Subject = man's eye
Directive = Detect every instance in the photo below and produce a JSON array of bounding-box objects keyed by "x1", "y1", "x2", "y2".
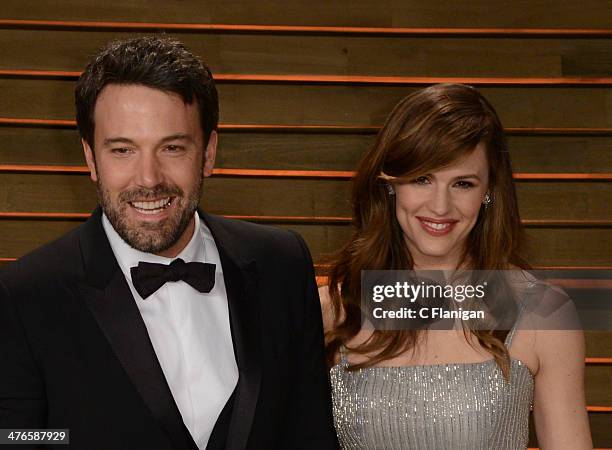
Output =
[
  {"x1": 111, "y1": 147, "x2": 132, "y2": 155},
  {"x1": 454, "y1": 180, "x2": 475, "y2": 189},
  {"x1": 165, "y1": 145, "x2": 184, "y2": 152}
]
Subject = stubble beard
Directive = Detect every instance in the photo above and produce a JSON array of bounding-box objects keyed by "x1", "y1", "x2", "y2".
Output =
[{"x1": 98, "y1": 175, "x2": 203, "y2": 254}]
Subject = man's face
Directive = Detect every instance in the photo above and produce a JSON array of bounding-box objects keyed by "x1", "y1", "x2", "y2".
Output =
[{"x1": 82, "y1": 84, "x2": 217, "y2": 257}]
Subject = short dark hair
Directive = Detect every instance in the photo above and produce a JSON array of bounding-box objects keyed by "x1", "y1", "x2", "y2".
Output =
[{"x1": 75, "y1": 35, "x2": 218, "y2": 148}]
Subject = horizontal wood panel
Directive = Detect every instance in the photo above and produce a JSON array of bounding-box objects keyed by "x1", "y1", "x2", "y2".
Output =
[
  {"x1": 4, "y1": 70, "x2": 612, "y2": 86},
  {"x1": 588, "y1": 413, "x2": 612, "y2": 448},
  {"x1": 220, "y1": 133, "x2": 612, "y2": 174},
  {"x1": 0, "y1": 219, "x2": 82, "y2": 257},
  {"x1": 0, "y1": 79, "x2": 610, "y2": 127},
  {"x1": 586, "y1": 332, "x2": 612, "y2": 358},
  {"x1": 507, "y1": 135, "x2": 612, "y2": 173},
  {"x1": 1, "y1": 173, "x2": 611, "y2": 220},
  {"x1": 0, "y1": 219, "x2": 609, "y2": 266},
  {"x1": 2, "y1": 128, "x2": 612, "y2": 173},
  {"x1": 529, "y1": 412, "x2": 612, "y2": 447},
  {"x1": 3, "y1": 0, "x2": 612, "y2": 28},
  {"x1": 521, "y1": 228, "x2": 612, "y2": 267},
  {"x1": 0, "y1": 127, "x2": 83, "y2": 166},
  {"x1": 586, "y1": 365, "x2": 612, "y2": 405},
  {"x1": 3, "y1": 29, "x2": 612, "y2": 77},
  {"x1": 515, "y1": 182, "x2": 612, "y2": 221},
  {"x1": 3, "y1": 20, "x2": 612, "y2": 38}
]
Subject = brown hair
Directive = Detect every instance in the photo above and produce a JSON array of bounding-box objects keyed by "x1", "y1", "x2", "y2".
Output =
[
  {"x1": 75, "y1": 36, "x2": 218, "y2": 150},
  {"x1": 325, "y1": 83, "x2": 529, "y2": 377}
]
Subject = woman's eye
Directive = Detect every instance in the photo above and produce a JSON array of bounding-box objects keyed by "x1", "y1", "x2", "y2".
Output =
[
  {"x1": 454, "y1": 180, "x2": 475, "y2": 189},
  {"x1": 411, "y1": 176, "x2": 431, "y2": 185}
]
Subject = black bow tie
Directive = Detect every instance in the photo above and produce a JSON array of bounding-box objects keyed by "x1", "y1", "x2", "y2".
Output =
[{"x1": 130, "y1": 258, "x2": 216, "y2": 299}]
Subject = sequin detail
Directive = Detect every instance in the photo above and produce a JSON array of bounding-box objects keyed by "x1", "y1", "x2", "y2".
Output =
[{"x1": 330, "y1": 334, "x2": 534, "y2": 450}]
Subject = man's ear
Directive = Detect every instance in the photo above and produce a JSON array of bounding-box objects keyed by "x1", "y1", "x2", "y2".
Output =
[
  {"x1": 82, "y1": 139, "x2": 98, "y2": 182},
  {"x1": 203, "y1": 130, "x2": 218, "y2": 177}
]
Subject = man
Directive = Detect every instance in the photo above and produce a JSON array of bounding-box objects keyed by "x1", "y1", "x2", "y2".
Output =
[{"x1": 0, "y1": 36, "x2": 338, "y2": 450}]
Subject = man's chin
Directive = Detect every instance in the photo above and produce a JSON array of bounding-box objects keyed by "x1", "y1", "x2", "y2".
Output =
[
  {"x1": 111, "y1": 216, "x2": 178, "y2": 253},
  {"x1": 102, "y1": 198, "x2": 198, "y2": 254},
  {"x1": 123, "y1": 232, "x2": 176, "y2": 254}
]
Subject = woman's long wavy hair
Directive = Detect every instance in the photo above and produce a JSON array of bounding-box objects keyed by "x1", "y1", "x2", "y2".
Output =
[{"x1": 325, "y1": 83, "x2": 529, "y2": 377}]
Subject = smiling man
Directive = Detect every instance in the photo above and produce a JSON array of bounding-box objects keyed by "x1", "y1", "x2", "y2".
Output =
[
  {"x1": 85, "y1": 84, "x2": 210, "y2": 258},
  {"x1": 0, "y1": 36, "x2": 338, "y2": 450}
]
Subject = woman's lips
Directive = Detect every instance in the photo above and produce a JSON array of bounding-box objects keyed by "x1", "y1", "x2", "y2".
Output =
[{"x1": 416, "y1": 217, "x2": 458, "y2": 236}]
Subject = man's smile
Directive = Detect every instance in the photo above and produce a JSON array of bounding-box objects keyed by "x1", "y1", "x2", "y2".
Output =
[{"x1": 129, "y1": 197, "x2": 174, "y2": 212}]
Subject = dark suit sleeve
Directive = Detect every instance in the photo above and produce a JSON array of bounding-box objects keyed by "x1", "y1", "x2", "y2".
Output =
[
  {"x1": 0, "y1": 279, "x2": 46, "y2": 429},
  {"x1": 283, "y1": 231, "x2": 339, "y2": 450}
]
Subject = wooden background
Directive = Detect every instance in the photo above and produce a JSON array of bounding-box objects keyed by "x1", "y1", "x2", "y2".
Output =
[{"x1": 1, "y1": 1, "x2": 611, "y2": 446}]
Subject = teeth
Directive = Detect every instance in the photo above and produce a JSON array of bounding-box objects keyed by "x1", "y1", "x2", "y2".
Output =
[
  {"x1": 423, "y1": 220, "x2": 451, "y2": 230},
  {"x1": 131, "y1": 197, "x2": 171, "y2": 212}
]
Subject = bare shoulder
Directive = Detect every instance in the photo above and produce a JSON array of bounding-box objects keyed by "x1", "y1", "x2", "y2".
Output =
[
  {"x1": 528, "y1": 281, "x2": 584, "y2": 373},
  {"x1": 531, "y1": 328, "x2": 590, "y2": 448},
  {"x1": 535, "y1": 328, "x2": 585, "y2": 366}
]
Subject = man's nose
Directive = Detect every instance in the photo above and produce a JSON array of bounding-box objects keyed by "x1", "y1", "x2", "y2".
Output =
[{"x1": 135, "y1": 152, "x2": 164, "y2": 188}]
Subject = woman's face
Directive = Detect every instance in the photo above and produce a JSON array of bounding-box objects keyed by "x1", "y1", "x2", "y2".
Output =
[{"x1": 393, "y1": 142, "x2": 489, "y2": 269}]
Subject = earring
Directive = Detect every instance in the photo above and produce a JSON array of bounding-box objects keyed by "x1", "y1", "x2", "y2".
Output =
[
  {"x1": 483, "y1": 193, "x2": 492, "y2": 208},
  {"x1": 386, "y1": 183, "x2": 395, "y2": 196}
]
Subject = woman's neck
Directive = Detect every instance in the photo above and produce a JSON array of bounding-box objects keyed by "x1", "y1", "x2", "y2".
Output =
[{"x1": 412, "y1": 255, "x2": 471, "y2": 271}]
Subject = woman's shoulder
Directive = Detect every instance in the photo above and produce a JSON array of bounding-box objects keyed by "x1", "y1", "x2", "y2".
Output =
[{"x1": 504, "y1": 268, "x2": 584, "y2": 371}]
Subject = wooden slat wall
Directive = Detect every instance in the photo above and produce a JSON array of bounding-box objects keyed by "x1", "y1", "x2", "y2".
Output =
[
  {"x1": 1, "y1": 1, "x2": 611, "y2": 446},
  {"x1": 3, "y1": 0, "x2": 612, "y2": 27}
]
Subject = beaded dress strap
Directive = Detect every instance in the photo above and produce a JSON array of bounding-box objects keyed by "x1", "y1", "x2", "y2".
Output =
[
  {"x1": 504, "y1": 326, "x2": 517, "y2": 349},
  {"x1": 504, "y1": 302, "x2": 526, "y2": 349}
]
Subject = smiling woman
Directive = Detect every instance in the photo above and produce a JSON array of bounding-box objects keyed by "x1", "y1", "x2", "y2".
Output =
[
  {"x1": 387, "y1": 142, "x2": 489, "y2": 269},
  {"x1": 320, "y1": 83, "x2": 593, "y2": 449}
]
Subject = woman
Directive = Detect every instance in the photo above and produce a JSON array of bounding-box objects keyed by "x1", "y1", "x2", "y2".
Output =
[{"x1": 320, "y1": 84, "x2": 592, "y2": 449}]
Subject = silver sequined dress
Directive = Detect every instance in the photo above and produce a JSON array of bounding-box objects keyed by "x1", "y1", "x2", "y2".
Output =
[{"x1": 330, "y1": 329, "x2": 534, "y2": 450}]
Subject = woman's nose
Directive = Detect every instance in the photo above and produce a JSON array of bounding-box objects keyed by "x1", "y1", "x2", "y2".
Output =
[{"x1": 428, "y1": 186, "x2": 451, "y2": 216}]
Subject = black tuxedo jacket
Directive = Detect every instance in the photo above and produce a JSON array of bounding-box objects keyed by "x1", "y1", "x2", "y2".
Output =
[{"x1": 0, "y1": 208, "x2": 339, "y2": 450}]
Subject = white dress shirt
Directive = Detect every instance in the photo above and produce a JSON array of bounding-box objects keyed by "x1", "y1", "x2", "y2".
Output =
[{"x1": 102, "y1": 212, "x2": 238, "y2": 449}]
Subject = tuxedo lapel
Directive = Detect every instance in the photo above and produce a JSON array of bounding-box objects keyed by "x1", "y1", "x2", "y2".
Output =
[
  {"x1": 200, "y1": 212, "x2": 262, "y2": 450},
  {"x1": 77, "y1": 208, "x2": 198, "y2": 450}
]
